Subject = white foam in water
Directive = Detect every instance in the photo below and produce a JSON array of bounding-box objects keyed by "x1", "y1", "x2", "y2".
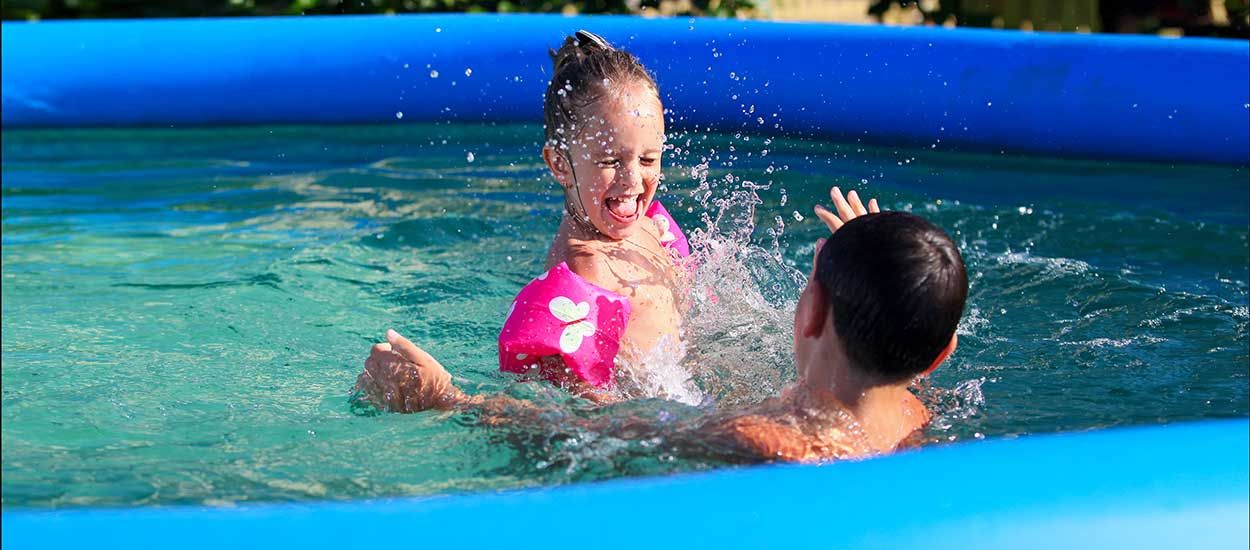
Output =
[
  {"x1": 957, "y1": 306, "x2": 990, "y2": 337},
  {"x1": 923, "y1": 377, "x2": 987, "y2": 432},
  {"x1": 1059, "y1": 335, "x2": 1167, "y2": 348},
  {"x1": 994, "y1": 251, "x2": 1091, "y2": 276},
  {"x1": 614, "y1": 335, "x2": 705, "y2": 406}
]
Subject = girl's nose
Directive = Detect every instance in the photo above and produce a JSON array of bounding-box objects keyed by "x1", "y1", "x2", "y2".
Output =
[{"x1": 618, "y1": 161, "x2": 646, "y2": 192}]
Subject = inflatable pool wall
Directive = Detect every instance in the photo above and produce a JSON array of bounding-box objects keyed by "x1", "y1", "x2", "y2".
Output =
[
  {"x1": 3, "y1": 420, "x2": 1248, "y2": 549},
  {"x1": 2, "y1": 14, "x2": 1248, "y2": 164}
]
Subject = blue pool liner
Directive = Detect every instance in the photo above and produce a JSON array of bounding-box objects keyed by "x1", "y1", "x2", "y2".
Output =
[
  {"x1": 2, "y1": 14, "x2": 1247, "y2": 164},
  {"x1": 3, "y1": 419, "x2": 1247, "y2": 549}
]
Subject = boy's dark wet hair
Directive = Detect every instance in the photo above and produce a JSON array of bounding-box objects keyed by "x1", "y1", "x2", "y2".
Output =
[
  {"x1": 543, "y1": 30, "x2": 661, "y2": 151},
  {"x1": 816, "y1": 211, "x2": 968, "y2": 383}
]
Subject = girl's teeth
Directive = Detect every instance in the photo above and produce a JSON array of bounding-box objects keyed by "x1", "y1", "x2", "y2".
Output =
[{"x1": 607, "y1": 196, "x2": 639, "y2": 219}]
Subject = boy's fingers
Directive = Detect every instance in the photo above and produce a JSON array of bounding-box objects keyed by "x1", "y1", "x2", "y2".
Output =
[
  {"x1": 831, "y1": 187, "x2": 856, "y2": 221},
  {"x1": 868, "y1": 198, "x2": 880, "y2": 213},
  {"x1": 814, "y1": 205, "x2": 844, "y2": 233},
  {"x1": 847, "y1": 190, "x2": 868, "y2": 216}
]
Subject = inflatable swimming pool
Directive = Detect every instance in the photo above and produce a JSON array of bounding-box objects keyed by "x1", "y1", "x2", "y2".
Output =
[
  {"x1": 2, "y1": 14, "x2": 1247, "y2": 164},
  {"x1": 2, "y1": 14, "x2": 1247, "y2": 548},
  {"x1": 3, "y1": 421, "x2": 1247, "y2": 548}
]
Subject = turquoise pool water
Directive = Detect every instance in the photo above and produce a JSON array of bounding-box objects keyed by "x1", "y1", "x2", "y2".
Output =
[{"x1": 2, "y1": 124, "x2": 1247, "y2": 508}]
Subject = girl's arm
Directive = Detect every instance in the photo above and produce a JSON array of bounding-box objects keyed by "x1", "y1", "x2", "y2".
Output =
[
  {"x1": 356, "y1": 332, "x2": 839, "y2": 464},
  {"x1": 354, "y1": 330, "x2": 608, "y2": 416}
]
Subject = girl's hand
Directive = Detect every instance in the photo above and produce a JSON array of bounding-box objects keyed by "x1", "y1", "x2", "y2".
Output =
[
  {"x1": 813, "y1": 187, "x2": 880, "y2": 234},
  {"x1": 355, "y1": 329, "x2": 464, "y2": 412}
]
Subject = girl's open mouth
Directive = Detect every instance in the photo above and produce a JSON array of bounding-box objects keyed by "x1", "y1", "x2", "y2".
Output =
[{"x1": 605, "y1": 194, "x2": 643, "y2": 224}]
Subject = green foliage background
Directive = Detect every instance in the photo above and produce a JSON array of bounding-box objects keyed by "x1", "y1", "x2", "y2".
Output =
[
  {"x1": 0, "y1": 0, "x2": 753, "y2": 19},
  {"x1": 2, "y1": 0, "x2": 1244, "y2": 38}
]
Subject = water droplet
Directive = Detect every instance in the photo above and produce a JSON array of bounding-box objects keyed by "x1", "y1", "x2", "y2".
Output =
[
  {"x1": 464, "y1": 68, "x2": 473, "y2": 77},
  {"x1": 792, "y1": 211, "x2": 804, "y2": 221},
  {"x1": 429, "y1": 70, "x2": 439, "y2": 78},
  {"x1": 466, "y1": 152, "x2": 475, "y2": 163},
  {"x1": 394, "y1": 111, "x2": 403, "y2": 119}
]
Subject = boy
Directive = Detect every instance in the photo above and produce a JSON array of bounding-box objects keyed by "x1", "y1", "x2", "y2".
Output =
[{"x1": 357, "y1": 206, "x2": 967, "y2": 462}]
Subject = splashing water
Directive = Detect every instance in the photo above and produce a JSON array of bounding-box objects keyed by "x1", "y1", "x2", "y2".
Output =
[
  {"x1": 614, "y1": 335, "x2": 705, "y2": 406},
  {"x1": 2, "y1": 123, "x2": 1245, "y2": 508}
]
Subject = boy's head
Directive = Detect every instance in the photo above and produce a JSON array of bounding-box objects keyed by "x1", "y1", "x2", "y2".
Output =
[
  {"x1": 541, "y1": 31, "x2": 666, "y2": 240},
  {"x1": 797, "y1": 211, "x2": 968, "y2": 384}
]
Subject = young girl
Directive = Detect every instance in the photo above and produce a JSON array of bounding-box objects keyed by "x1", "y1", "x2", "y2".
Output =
[
  {"x1": 358, "y1": 32, "x2": 881, "y2": 407},
  {"x1": 493, "y1": 31, "x2": 692, "y2": 402}
]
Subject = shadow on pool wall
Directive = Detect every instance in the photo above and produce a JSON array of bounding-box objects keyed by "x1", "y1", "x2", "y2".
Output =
[{"x1": 1, "y1": 13, "x2": 1248, "y2": 550}]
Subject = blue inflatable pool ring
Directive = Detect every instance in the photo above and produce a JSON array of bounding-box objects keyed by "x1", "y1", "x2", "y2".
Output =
[
  {"x1": 2, "y1": 14, "x2": 1247, "y2": 164},
  {"x1": 1, "y1": 14, "x2": 1248, "y2": 549},
  {"x1": 2, "y1": 420, "x2": 1247, "y2": 549}
]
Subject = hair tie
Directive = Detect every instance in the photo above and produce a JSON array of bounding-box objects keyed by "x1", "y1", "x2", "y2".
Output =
[{"x1": 575, "y1": 30, "x2": 613, "y2": 51}]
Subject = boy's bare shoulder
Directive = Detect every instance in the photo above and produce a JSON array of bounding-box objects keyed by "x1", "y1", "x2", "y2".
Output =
[
  {"x1": 711, "y1": 407, "x2": 871, "y2": 463},
  {"x1": 714, "y1": 414, "x2": 811, "y2": 462}
]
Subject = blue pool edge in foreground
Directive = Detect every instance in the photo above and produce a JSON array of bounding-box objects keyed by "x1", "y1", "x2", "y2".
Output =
[{"x1": 3, "y1": 419, "x2": 1247, "y2": 549}]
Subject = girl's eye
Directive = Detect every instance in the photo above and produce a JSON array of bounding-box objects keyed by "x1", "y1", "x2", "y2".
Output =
[
  {"x1": 597, "y1": 158, "x2": 621, "y2": 168},
  {"x1": 640, "y1": 157, "x2": 659, "y2": 166}
]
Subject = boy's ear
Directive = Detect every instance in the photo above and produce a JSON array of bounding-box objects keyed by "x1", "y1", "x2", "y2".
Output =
[
  {"x1": 921, "y1": 333, "x2": 958, "y2": 376},
  {"x1": 542, "y1": 146, "x2": 573, "y2": 188},
  {"x1": 797, "y1": 280, "x2": 829, "y2": 339}
]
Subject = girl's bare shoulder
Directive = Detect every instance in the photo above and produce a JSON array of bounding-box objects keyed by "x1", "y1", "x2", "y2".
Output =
[{"x1": 549, "y1": 238, "x2": 627, "y2": 292}]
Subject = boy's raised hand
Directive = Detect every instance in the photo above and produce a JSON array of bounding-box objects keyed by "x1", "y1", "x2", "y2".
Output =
[
  {"x1": 813, "y1": 187, "x2": 880, "y2": 233},
  {"x1": 355, "y1": 329, "x2": 464, "y2": 413}
]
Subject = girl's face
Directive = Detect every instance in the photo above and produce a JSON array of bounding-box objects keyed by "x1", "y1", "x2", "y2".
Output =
[{"x1": 545, "y1": 83, "x2": 665, "y2": 241}]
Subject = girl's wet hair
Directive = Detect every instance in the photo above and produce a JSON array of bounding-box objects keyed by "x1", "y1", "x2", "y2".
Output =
[
  {"x1": 816, "y1": 212, "x2": 969, "y2": 383},
  {"x1": 543, "y1": 30, "x2": 661, "y2": 151}
]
